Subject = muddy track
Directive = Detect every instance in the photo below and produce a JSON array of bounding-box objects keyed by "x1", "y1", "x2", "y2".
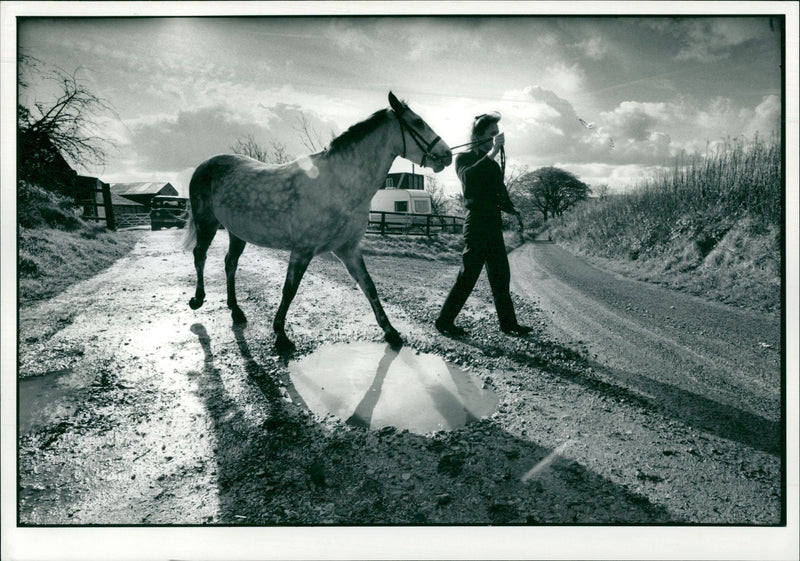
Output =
[{"x1": 16, "y1": 230, "x2": 782, "y2": 526}]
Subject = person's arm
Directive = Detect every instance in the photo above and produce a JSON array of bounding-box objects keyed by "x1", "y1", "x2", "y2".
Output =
[{"x1": 456, "y1": 154, "x2": 484, "y2": 211}]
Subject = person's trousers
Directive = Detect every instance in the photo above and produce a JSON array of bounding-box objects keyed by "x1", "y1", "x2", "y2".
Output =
[{"x1": 438, "y1": 230, "x2": 518, "y2": 329}]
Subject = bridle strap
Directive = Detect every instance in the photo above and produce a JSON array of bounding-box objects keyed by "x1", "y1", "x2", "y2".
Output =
[{"x1": 394, "y1": 108, "x2": 443, "y2": 166}]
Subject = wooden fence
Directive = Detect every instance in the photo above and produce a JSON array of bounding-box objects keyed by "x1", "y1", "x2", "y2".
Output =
[{"x1": 366, "y1": 211, "x2": 464, "y2": 236}]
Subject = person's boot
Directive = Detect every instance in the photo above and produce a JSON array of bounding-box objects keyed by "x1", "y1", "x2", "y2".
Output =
[
  {"x1": 500, "y1": 323, "x2": 533, "y2": 336},
  {"x1": 435, "y1": 317, "x2": 467, "y2": 337}
]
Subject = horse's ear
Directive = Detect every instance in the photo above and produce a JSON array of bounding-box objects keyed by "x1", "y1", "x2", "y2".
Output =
[{"x1": 388, "y1": 91, "x2": 404, "y2": 114}]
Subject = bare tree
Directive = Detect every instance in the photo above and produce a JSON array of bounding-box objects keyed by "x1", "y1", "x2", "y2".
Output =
[
  {"x1": 18, "y1": 56, "x2": 114, "y2": 185},
  {"x1": 268, "y1": 140, "x2": 293, "y2": 164},
  {"x1": 293, "y1": 114, "x2": 333, "y2": 153},
  {"x1": 230, "y1": 133, "x2": 294, "y2": 164},
  {"x1": 230, "y1": 133, "x2": 268, "y2": 162},
  {"x1": 424, "y1": 173, "x2": 452, "y2": 215}
]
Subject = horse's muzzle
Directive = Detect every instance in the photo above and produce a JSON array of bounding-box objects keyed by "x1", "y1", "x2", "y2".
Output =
[{"x1": 430, "y1": 150, "x2": 452, "y2": 172}]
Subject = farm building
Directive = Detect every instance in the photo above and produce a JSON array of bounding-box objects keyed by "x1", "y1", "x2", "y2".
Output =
[
  {"x1": 75, "y1": 176, "x2": 148, "y2": 221},
  {"x1": 18, "y1": 130, "x2": 78, "y2": 192},
  {"x1": 109, "y1": 182, "x2": 180, "y2": 208}
]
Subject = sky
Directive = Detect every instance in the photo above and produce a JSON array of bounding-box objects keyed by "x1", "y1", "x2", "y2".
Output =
[{"x1": 16, "y1": 11, "x2": 784, "y2": 197}]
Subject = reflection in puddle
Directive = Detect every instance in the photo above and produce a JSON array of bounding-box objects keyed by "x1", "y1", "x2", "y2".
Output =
[
  {"x1": 18, "y1": 369, "x2": 79, "y2": 435},
  {"x1": 288, "y1": 342, "x2": 497, "y2": 434}
]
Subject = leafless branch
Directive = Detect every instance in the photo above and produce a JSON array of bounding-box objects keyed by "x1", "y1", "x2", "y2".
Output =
[
  {"x1": 293, "y1": 114, "x2": 330, "y2": 153},
  {"x1": 230, "y1": 134, "x2": 294, "y2": 164},
  {"x1": 18, "y1": 61, "x2": 115, "y2": 177}
]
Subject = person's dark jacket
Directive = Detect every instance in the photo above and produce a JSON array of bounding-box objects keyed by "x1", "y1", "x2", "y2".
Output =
[{"x1": 456, "y1": 151, "x2": 516, "y2": 234}]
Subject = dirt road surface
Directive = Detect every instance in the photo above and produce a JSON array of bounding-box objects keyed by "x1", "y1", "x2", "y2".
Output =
[{"x1": 17, "y1": 229, "x2": 783, "y2": 526}]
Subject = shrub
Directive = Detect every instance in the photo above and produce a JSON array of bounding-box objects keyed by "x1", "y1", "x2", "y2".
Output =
[
  {"x1": 544, "y1": 134, "x2": 781, "y2": 312},
  {"x1": 18, "y1": 180, "x2": 85, "y2": 230}
]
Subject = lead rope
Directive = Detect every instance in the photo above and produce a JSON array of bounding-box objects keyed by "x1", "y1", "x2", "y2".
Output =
[{"x1": 501, "y1": 146, "x2": 524, "y2": 234}]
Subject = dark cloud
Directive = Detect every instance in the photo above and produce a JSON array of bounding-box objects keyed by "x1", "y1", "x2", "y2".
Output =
[{"x1": 127, "y1": 103, "x2": 340, "y2": 172}]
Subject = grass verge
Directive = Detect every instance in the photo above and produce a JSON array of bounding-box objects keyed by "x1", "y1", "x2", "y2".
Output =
[
  {"x1": 19, "y1": 226, "x2": 145, "y2": 304},
  {"x1": 17, "y1": 180, "x2": 145, "y2": 304},
  {"x1": 545, "y1": 135, "x2": 781, "y2": 313}
]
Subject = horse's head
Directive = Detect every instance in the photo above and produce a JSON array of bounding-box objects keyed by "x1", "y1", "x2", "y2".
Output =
[{"x1": 389, "y1": 91, "x2": 452, "y2": 173}]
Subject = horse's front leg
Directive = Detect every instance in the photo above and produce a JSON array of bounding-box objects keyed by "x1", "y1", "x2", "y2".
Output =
[
  {"x1": 273, "y1": 249, "x2": 313, "y2": 353},
  {"x1": 225, "y1": 234, "x2": 247, "y2": 324},
  {"x1": 333, "y1": 243, "x2": 402, "y2": 348}
]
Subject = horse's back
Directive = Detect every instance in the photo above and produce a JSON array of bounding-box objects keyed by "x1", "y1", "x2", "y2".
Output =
[
  {"x1": 190, "y1": 154, "x2": 305, "y2": 248},
  {"x1": 191, "y1": 154, "x2": 272, "y2": 191},
  {"x1": 190, "y1": 152, "x2": 369, "y2": 253}
]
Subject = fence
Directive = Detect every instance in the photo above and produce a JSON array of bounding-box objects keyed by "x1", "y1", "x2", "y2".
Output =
[
  {"x1": 114, "y1": 212, "x2": 151, "y2": 229},
  {"x1": 367, "y1": 211, "x2": 464, "y2": 236}
]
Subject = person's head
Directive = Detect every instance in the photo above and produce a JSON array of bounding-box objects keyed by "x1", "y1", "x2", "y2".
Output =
[{"x1": 471, "y1": 112, "x2": 501, "y2": 155}]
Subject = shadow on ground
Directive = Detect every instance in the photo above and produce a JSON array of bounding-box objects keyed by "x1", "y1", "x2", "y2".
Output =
[
  {"x1": 188, "y1": 323, "x2": 675, "y2": 525},
  {"x1": 462, "y1": 331, "x2": 782, "y2": 457}
]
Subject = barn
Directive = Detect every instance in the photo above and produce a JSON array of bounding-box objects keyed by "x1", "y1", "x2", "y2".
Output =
[
  {"x1": 109, "y1": 182, "x2": 180, "y2": 208},
  {"x1": 75, "y1": 176, "x2": 148, "y2": 222}
]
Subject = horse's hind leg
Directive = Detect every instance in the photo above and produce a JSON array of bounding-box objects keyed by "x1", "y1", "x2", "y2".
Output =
[
  {"x1": 273, "y1": 249, "x2": 313, "y2": 353},
  {"x1": 225, "y1": 234, "x2": 247, "y2": 324},
  {"x1": 189, "y1": 219, "x2": 218, "y2": 310},
  {"x1": 333, "y1": 243, "x2": 402, "y2": 348}
]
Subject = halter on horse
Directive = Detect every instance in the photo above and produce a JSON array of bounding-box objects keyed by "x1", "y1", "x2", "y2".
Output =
[{"x1": 183, "y1": 92, "x2": 452, "y2": 352}]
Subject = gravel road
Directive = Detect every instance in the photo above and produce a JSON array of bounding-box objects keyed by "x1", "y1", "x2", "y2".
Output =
[
  {"x1": 16, "y1": 229, "x2": 783, "y2": 526},
  {"x1": 509, "y1": 241, "x2": 782, "y2": 456}
]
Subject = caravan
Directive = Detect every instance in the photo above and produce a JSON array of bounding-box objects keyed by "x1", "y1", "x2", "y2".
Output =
[{"x1": 369, "y1": 172, "x2": 432, "y2": 230}]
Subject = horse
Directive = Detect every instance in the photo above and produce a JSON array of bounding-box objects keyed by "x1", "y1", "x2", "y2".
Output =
[{"x1": 183, "y1": 92, "x2": 452, "y2": 352}]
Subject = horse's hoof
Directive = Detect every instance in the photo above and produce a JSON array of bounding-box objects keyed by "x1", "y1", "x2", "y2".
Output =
[
  {"x1": 384, "y1": 330, "x2": 403, "y2": 349},
  {"x1": 275, "y1": 334, "x2": 296, "y2": 355},
  {"x1": 231, "y1": 307, "x2": 247, "y2": 325},
  {"x1": 189, "y1": 297, "x2": 204, "y2": 310}
]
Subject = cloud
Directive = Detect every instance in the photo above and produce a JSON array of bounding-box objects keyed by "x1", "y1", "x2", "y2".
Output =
[
  {"x1": 494, "y1": 86, "x2": 685, "y2": 177},
  {"x1": 601, "y1": 101, "x2": 671, "y2": 142},
  {"x1": 575, "y1": 36, "x2": 609, "y2": 60},
  {"x1": 125, "y1": 105, "x2": 250, "y2": 171},
  {"x1": 500, "y1": 86, "x2": 582, "y2": 164},
  {"x1": 653, "y1": 18, "x2": 767, "y2": 63},
  {"x1": 540, "y1": 62, "x2": 587, "y2": 98},
  {"x1": 324, "y1": 20, "x2": 376, "y2": 53},
  {"x1": 686, "y1": 94, "x2": 780, "y2": 144},
  {"x1": 122, "y1": 103, "x2": 340, "y2": 175},
  {"x1": 742, "y1": 94, "x2": 781, "y2": 138},
  {"x1": 556, "y1": 162, "x2": 664, "y2": 192}
]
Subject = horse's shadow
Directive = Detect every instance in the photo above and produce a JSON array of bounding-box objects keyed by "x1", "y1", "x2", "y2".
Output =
[{"x1": 189, "y1": 323, "x2": 676, "y2": 525}]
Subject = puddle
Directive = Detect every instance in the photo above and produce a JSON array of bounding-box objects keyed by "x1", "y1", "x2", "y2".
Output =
[
  {"x1": 18, "y1": 369, "x2": 81, "y2": 435},
  {"x1": 288, "y1": 342, "x2": 497, "y2": 434}
]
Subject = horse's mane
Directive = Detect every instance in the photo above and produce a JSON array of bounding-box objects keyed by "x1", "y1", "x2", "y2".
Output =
[{"x1": 324, "y1": 108, "x2": 390, "y2": 156}]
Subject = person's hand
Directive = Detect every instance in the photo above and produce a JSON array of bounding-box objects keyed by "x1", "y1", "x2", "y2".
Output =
[{"x1": 488, "y1": 132, "x2": 505, "y2": 157}]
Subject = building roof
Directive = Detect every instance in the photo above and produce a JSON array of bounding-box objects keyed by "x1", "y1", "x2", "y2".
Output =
[
  {"x1": 109, "y1": 182, "x2": 177, "y2": 196},
  {"x1": 109, "y1": 192, "x2": 146, "y2": 207}
]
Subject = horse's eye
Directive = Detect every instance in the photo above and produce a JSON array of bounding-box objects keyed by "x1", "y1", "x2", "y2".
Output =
[{"x1": 413, "y1": 118, "x2": 424, "y2": 128}]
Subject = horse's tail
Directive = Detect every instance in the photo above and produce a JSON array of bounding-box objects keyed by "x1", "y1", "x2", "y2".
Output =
[{"x1": 182, "y1": 201, "x2": 196, "y2": 251}]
